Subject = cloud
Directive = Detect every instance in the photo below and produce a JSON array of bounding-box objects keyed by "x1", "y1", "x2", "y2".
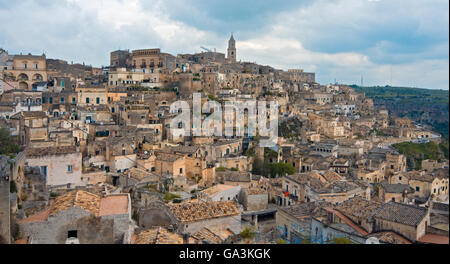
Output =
[{"x1": 0, "y1": 0, "x2": 448, "y2": 89}]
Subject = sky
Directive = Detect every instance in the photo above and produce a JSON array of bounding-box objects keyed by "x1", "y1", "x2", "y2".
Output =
[{"x1": 0, "y1": 0, "x2": 448, "y2": 89}]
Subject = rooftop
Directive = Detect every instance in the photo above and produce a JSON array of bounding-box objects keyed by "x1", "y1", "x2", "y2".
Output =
[
  {"x1": 169, "y1": 201, "x2": 240, "y2": 223},
  {"x1": 201, "y1": 184, "x2": 239, "y2": 197},
  {"x1": 26, "y1": 146, "x2": 78, "y2": 157},
  {"x1": 18, "y1": 190, "x2": 129, "y2": 223},
  {"x1": 335, "y1": 197, "x2": 382, "y2": 220},
  {"x1": 132, "y1": 227, "x2": 184, "y2": 244},
  {"x1": 373, "y1": 202, "x2": 428, "y2": 227}
]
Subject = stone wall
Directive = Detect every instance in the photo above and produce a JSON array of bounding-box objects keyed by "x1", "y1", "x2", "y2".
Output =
[
  {"x1": 179, "y1": 214, "x2": 241, "y2": 235},
  {"x1": 19, "y1": 207, "x2": 115, "y2": 244}
]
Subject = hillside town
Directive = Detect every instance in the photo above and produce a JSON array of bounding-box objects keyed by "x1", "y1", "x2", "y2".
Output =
[{"x1": 0, "y1": 35, "x2": 448, "y2": 245}]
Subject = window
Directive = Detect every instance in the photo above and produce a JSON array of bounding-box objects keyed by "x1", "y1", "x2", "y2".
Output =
[
  {"x1": 34, "y1": 63, "x2": 38, "y2": 69},
  {"x1": 67, "y1": 165, "x2": 73, "y2": 172},
  {"x1": 40, "y1": 166, "x2": 47, "y2": 177},
  {"x1": 23, "y1": 63, "x2": 27, "y2": 69},
  {"x1": 49, "y1": 97, "x2": 53, "y2": 104},
  {"x1": 86, "y1": 97, "x2": 90, "y2": 104},
  {"x1": 179, "y1": 168, "x2": 183, "y2": 174},
  {"x1": 61, "y1": 97, "x2": 64, "y2": 103},
  {"x1": 399, "y1": 176, "x2": 402, "y2": 181},
  {"x1": 68, "y1": 230, "x2": 77, "y2": 238},
  {"x1": 416, "y1": 186, "x2": 420, "y2": 191},
  {"x1": 72, "y1": 97, "x2": 76, "y2": 104},
  {"x1": 42, "y1": 97, "x2": 46, "y2": 104},
  {"x1": 96, "y1": 97, "x2": 100, "y2": 104}
]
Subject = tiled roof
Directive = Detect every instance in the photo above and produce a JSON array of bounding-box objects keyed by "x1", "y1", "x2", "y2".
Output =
[
  {"x1": 26, "y1": 146, "x2": 78, "y2": 157},
  {"x1": 373, "y1": 202, "x2": 428, "y2": 227},
  {"x1": 49, "y1": 190, "x2": 100, "y2": 216},
  {"x1": 324, "y1": 207, "x2": 368, "y2": 236},
  {"x1": 169, "y1": 201, "x2": 240, "y2": 222},
  {"x1": 201, "y1": 184, "x2": 238, "y2": 197},
  {"x1": 19, "y1": 190, "x2": 129, "y2": 223},
  {"x1": 279, "y1": 201, "x2": 331, "y2": 219},
  {"x1": 432, "y1": 202, "x2": 449, "y2": 212},
  {"x1": 418, "y1": 234, "x2": 449, "y2": 244},
  {"x1": 380, "y1": 182, "x2": 414, "y2": 194},
  {"x1": 368, "y1": 231, "x2": 412, "y2": 244},
  {"x1": 335, "y1": 197, "x2": 382, "y2": 220},
  {"x1": 132, "y1": 227, "x2": 184, "y2": 244},
  {"x1": 191, "y1": 227, "x2": 223, "y2": 244},
  {"x1": 155, "y1": 152, "x2": 184, "y2": 162},
  {"x1": 247, "y1": 188, "x2": 266, "y2": 195},
  {"x1": 322, "y1": 170, "x2": 344, "y2": 182}
]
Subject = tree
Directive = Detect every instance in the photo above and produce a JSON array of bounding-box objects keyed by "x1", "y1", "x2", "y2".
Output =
[
  {"x1": 265, "y1": 162, "x2": 296, "y2": 178},
  {"x1": 240, "y1": 227, "x2": 256, "y2": 239},
  {"x1": 0, "y1": 127, "x2": 20, "y2": 155}
]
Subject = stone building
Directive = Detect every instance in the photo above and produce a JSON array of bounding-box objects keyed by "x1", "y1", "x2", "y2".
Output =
[
  {"x1": 276, "y1": 201, "x2": 330, "y2": 243},
  {"x1": 26, "y1": 146, "x2": 82, "y2": 187},
  {"x1": 3, "y1": 53, "x2": 48, "y2": 90},
  {"x1": 227, "y1": 34, "x2": 236, "y2": 64},
  {"x1": 372, "y1": 201, "x2": 429, "y2": 242},
  {"x1": 17, "y1": 190, "x2": 132, "y2": 244},
  {"x1": 197, "y1": 184, "x2": 241, "y2": 202},
  {"x1": 169, "y1": 201, "x2": 241, "y2": 235}
]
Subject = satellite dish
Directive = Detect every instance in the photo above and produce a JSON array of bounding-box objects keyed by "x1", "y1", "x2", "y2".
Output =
[{"x1": 366, "y1": 237, "x2": 380, "y2": 244}]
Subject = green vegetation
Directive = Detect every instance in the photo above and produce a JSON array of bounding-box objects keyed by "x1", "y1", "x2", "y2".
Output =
[
  {"x1": 372, "y1": 128, "x2": 388, "y2": 137},
  {"x1": 264, "y1": 148, "x2": 278, "y2": 161},
  {"x1": 145, "y1": 184, "x2": 159, "y2": 192},
  {"x1": 393, "y1": 141, "x2": 445, "y2": 170},
  {"x1": 207, "y1": 94, "x2": 224, "y2": 104},
  {"x1": 230, "y1": 167, "x2": 239, "y2": 171},
  {"x1": 252, "y1": 158, "x2": 295, "y2": 178},
  {"x1": 277, "y1": 238, "x2": 288, "y2": 244},
  {"x1": 330, "y1": 237, "x2": 354, "y2": 244},
  {"x1": 439, "y1": 140, "x2": 449, "y2": 159},
  {"x1": 351, "y1": 85, "x2": 449, "y2": 105},
  {"x1": 215, "y1": 166, "x2": 227, "y2": 172},
  {"x1": 164, "y1": 192, "x2": 181, "y2": 202},
  {"x1": 351, "y1": 85, "x2": 449, "y2": 139},
  {"x1": 240, "y1": 227, "x2": 256, "y2": 239},
  {"x1": 50, "y1": 192, "x2": 59, "y2": 198},
  {"x1": 10, "y1": 180, "x2": 17, "y2": 193},
  {"x1": 244, "y1": 146, "x2": 255, "y2": 157},
  {"x1": 0, "y1": 127, "x2": 21, "y2": 155},
  {"x1": 278, "y1": 117, "x2": 303, "y2": 139},
  {"x1": 301, "y1": 238, "x2": 311, "y2": 244}
]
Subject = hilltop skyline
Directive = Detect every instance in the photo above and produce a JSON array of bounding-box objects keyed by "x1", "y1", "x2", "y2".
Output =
[{"x1": 0, "y1": 0, "x2": 448, "y2": 89}]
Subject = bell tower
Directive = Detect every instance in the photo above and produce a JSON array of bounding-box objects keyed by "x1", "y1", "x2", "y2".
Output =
[{"x1": 227, "y1": 33, "x2": 236, "y2": 63}]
